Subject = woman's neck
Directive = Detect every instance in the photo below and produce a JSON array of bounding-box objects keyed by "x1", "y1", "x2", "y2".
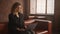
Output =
[
  {"x1": 13, "y1": 11, "x2": 18, "y2": 15},
  {"x1": 13, "y1": 12, "x2": 19, "y2": 18}
]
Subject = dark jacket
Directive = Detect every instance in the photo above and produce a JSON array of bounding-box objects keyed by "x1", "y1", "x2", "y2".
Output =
[{"x1": 8, "y1": 13, "x2": 25, "y2": 34}]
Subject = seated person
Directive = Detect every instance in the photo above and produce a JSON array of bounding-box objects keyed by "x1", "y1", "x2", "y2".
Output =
[
  {"x1": 8, "y1": 2, "x2": 34, "y2": 34},
  {"x1": 8, "y1": 2, "x2": 28, "y2": 34}
]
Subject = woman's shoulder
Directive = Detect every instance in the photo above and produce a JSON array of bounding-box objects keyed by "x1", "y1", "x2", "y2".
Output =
[{"x1": 9, "y1": 13, "x2": 13, "y2": 17}]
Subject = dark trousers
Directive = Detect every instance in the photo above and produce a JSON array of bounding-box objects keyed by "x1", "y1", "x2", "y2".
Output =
[
  {"x1": 8, "y1": 30, "x2": 34, "y2": 34},
  {"x1": 8, "y1": 30, "x2": 29, "y2": 34}
]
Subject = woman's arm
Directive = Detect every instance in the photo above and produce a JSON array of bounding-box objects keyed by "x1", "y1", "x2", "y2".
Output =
[
  {"x1": 17, "y1": 13, "x2": 27, "y2": 31},
  {"x1": 18, "y1": 14, "x2": 25, "y2": 28},
  {"x1": 17, "y1": 28, "x2": 25, "y2": 31}
]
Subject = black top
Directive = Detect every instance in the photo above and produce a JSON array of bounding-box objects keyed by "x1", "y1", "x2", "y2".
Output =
[{"x1": 8, "y1": 13, "x2": 25, "y2": 32}]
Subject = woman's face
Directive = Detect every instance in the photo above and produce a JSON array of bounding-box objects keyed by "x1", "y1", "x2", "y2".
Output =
[{"x1": 15, "y1": 5, "x2": 23, "y2": 14}]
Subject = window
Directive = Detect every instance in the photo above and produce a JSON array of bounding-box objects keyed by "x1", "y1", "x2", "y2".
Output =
[{"x1": 30, "y1": 0, "x2": 54, "y2": 15}]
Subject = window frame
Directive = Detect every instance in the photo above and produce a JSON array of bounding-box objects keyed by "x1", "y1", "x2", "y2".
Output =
[{"x1": 30, "y1": 0, "x2": 54, "y2": 15}]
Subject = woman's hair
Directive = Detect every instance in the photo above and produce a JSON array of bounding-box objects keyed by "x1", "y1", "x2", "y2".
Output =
[{"x1": 11, "y1": 2, "x2": 21, "y2": 13}]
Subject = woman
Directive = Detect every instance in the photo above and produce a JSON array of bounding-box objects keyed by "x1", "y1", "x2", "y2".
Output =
[{"x1": 8, "y1": 2, "x2": 28, "y2": 34}]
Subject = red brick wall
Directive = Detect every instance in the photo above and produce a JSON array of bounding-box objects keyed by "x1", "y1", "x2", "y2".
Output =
[{"x1": 0, "y1": 0, "x2": 24, "y2": 23}]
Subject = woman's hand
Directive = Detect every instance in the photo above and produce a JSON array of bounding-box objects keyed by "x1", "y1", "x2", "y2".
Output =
[
  {"x1": 25, "y1": 25, "x2": 27, "y2": 29},
  {"x1": 17, "y1": 28, "x2": 25, "y2": 31}
]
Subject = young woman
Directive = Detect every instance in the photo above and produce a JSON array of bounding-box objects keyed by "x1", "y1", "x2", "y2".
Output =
[{"x1": 8, "y1": 2, "x2": 28, "y2": 34}]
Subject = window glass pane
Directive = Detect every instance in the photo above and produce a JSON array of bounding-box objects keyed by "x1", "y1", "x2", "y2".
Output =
[
  {"x1": 30, "y1": 0, "x2": 54, "y2": 15},
  {"x1": 30, "y1": 0, "x2": 36, "y2": 14},
  {"x1": 37, "y1": 0, "x2": 46, "y2": 14},
  {"x1": 47, "y1": 0, "x2": 54, "y2": 15}
]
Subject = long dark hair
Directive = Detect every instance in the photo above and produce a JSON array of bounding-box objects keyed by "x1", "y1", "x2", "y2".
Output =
[{"x1": 11, "y1": 2, "x2": 21, "y2": 13}]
